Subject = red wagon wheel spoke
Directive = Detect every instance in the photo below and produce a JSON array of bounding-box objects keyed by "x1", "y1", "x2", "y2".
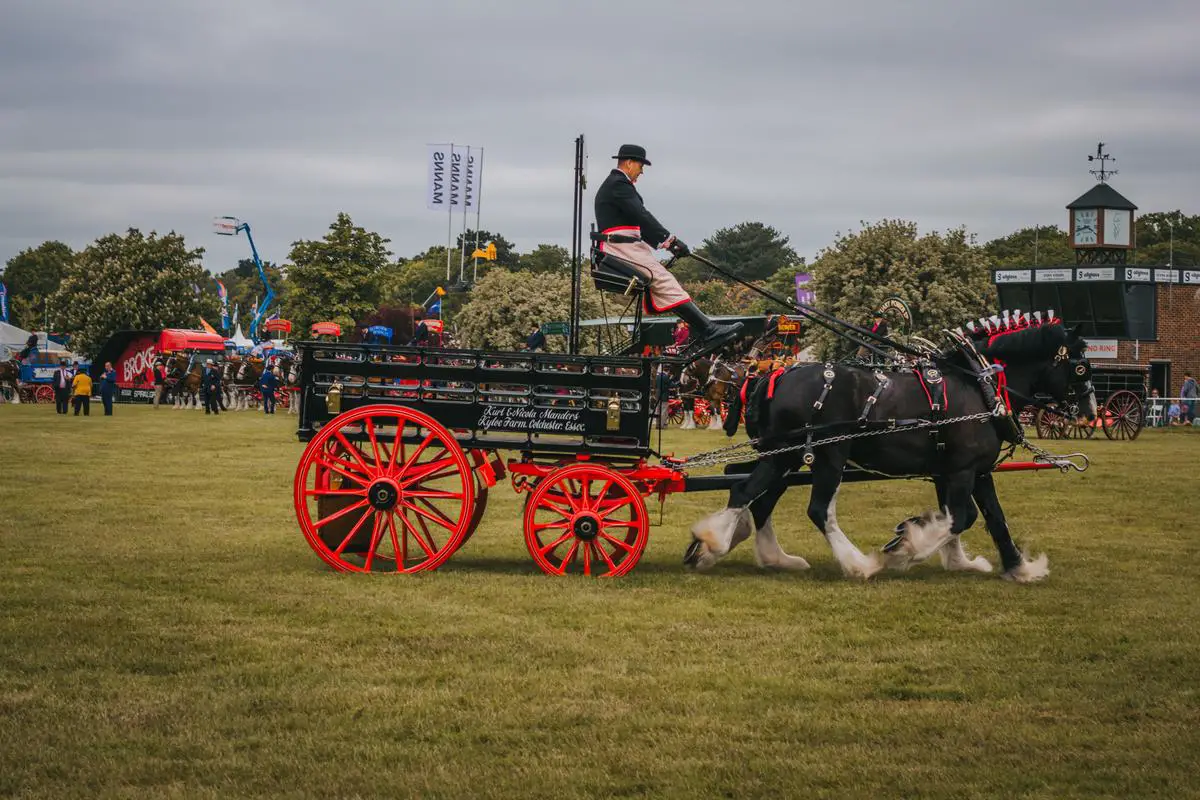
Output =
[
  {"x1": 333, "y1": 507, "x2": 375, "y2": 557},
  {"x1": 295, "y1": 405, "x2": 474, "y2": 574},
  {"x1": 523, "y1": 464, "x2": 649, "y2": 578}
]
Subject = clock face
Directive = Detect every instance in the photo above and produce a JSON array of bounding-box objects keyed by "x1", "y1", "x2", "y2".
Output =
[
  {"x1": 1103, "y1": 209, "x2": 1131, "y2": 246},
  {"x1": 1073, "y1": 209, "x2": 1098, "y2": 246}
]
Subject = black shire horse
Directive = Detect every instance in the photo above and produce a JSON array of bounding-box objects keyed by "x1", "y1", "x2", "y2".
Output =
[{"x1": 685, "y1": 316, "x2": 1096, "y2": 583}]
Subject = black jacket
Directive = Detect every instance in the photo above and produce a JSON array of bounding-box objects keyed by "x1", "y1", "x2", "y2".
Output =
[
  {"x1": 526, "y1": 330, "x2": 546, "y2": 351},
  {"x1": 594, "y1": 169, "x2": 670, "y2": 246}
]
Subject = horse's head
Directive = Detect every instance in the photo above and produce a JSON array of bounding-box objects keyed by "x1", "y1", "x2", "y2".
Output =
[
  {"x1": 977, "y1": 315, "x2": 1097, "y2": 422},
  {"x1": 236, "y1": 361, "x2": 249, "y2": 381}
]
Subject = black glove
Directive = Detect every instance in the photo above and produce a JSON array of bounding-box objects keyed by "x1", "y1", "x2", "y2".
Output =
[{"x1": 666, "y1": 237, "x2": 690, "y2": 258}]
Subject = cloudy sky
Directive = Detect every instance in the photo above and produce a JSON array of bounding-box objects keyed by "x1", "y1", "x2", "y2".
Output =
[{"x1": 2, "y1": 0, "x2": 1198, "y2": 274}]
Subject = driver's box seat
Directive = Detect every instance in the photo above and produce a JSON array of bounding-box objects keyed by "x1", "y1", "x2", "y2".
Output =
[{"x1": 589, "y1": 230, "x2": 649, "y2": 296}]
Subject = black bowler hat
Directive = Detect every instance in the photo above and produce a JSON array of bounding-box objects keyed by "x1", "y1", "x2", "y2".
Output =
[{"x1": 612, "y1": 144, "x2": 651, "y2": 165}]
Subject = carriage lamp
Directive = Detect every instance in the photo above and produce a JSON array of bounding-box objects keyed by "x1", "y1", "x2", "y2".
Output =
[
  {"x1": 326, "y1": 382, "x2": 344, "y2": 414},
  {"x1": 606, "y1": 395, "x2": 621, "y2": 431}
]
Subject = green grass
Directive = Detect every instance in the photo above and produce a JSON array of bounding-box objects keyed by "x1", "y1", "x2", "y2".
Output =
[{"x1": 1, "y1": 405, "x2": 1198, "y2": 799}]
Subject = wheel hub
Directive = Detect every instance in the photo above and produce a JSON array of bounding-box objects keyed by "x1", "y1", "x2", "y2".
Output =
[
  {"x1": 367, "y1": 478, "x2": 400, "y2": 511},
  {"x1": 572, "y1": 513, "x2": 601, "y2": 541}
]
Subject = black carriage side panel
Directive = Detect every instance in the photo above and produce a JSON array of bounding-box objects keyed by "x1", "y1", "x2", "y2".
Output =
[{"x1": 295, "y1": 342, "x2": 655, "y2": 457}]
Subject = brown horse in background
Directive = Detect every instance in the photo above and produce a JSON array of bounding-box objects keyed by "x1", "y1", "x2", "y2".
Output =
[
  {"x1": 164, "y1": 353, "x2": 206, "y2": 409},
  {"x1": 0, "y1": 359, "x2": 20, "y2": 403},
  {"x1": 678, "y1": 354, "x2": 744, "y2": 430}
]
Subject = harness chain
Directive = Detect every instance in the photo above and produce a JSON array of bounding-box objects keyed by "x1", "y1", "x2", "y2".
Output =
[{"x1": 671, "y1": 410, "x2": 1087, "y2": 473}]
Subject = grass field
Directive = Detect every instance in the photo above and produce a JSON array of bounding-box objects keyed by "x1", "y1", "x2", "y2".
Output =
[{"x1": 1, "y1": 404, "x2": 1198, "y2": 799}]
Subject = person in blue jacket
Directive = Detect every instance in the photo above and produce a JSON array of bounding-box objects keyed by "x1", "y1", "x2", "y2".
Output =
[
  {"x1": 258, "y1": 367, "x2": 280, "y2": 415},
  {"x1": 100, "y1": 361, "x2": 118, "y2": 416}
]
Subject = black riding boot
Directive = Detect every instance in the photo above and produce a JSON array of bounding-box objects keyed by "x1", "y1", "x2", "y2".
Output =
[{"x1": 675, "y1": 301, "x2": 743, "y2": 350}]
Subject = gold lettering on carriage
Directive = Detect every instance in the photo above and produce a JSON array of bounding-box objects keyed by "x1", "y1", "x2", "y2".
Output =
[{"x1": 478, "y1": 404, "x2": 587, "y2": 433}]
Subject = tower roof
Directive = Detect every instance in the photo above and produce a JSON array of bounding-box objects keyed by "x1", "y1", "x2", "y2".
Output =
[{"x1": 1067, "y1": 183, "x2": 1137, "y2": 210}]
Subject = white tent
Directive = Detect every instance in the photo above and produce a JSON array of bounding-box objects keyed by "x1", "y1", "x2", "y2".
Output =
[
  {"x1": 0, "y1": 320, "x2": 33, "y2": 348},
  {"x1": 227, "y1": 323, "x2": 254, "y2": 350},
  {"x1": 0, "y1": 322, "x2": 75, "y2": 360}
]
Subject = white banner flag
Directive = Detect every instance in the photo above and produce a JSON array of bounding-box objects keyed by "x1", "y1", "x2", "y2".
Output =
[
  {"x1": 462, "y1": 147, "x2": 479, "y2": 210},
  {"x1": 427, "y1": 144, "x2": 451, "y2": 210}
]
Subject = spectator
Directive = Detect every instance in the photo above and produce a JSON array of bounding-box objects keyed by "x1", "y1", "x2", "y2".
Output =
[
  {"x1": 525, "y1": 323, "x2": 546, "y2": 352},
  {"x1": 100, "y1": 361, "x2": 117, "y2": 416},
  {"x1": 1167, "y1": 401, "x2": 1182, "y2": 426},
  {"x1": 259, "y1": 367, "x2": 279, "y2": 415},
  {"x1": 51, "y1": 359, "x2": 72, "y2": 415},
  {"x1": 672, "y1": 320, "x2": 690, "y2": 349},
  {"x1": 152, "y1": 359, "x2": 167, "y2": 408},
  {"x1": 1148, "y1": 389, "x2": 1165, "y2": 428},
  {"x1": 1181, "y1": 373, "x2": 1197, "y2": 424},
  {"x1": 71, "y1": 366, "x2": 92, "y2": 416},
  {"x1": 203, "y1": 359, "x2": 222, "y2": 415}
]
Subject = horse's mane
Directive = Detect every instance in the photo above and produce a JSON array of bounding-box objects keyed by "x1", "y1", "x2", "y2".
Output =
[{"x1": 949, "y1": 310, "x2": 1073, "y2": 362}]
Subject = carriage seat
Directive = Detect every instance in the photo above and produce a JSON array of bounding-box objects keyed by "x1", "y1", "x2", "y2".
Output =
[{"x1": 589, "y1": 233, "x2": 649, "y2": 296}]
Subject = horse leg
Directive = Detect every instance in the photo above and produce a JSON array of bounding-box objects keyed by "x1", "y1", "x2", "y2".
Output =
[
  {"x1": 931, "y1": 475, "x2": 992, "y2": 573},
  {"x1": 882, "y1": 470, "x2": 968, "y2": 572},
  {"x1": 680, "y1": 397, "x2": 696, "y2": 430},
  {"x1": 742, "y1": 461, "x2": 810, "y2": 571},
  {"x1": 685, "y1": 456, "x2": 787, "y2": 571},
  {"x1": 972, "y1": 472, "x2": 1049, "y2": 583},
  {"x1": 706, "y1": 392, "x2": 724, "y2": 430},
  {"x1": 808, "y1": 454, "x2": 883, "y2": 579}
]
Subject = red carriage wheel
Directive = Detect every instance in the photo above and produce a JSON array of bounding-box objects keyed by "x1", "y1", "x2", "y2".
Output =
[
  {"x1": 693, "y1": 400, "x2": 711, "y2": 428},
  {"x1": 1101, "y1": 390, "x2": 1144, "y2": 441},
  {"x1": 275, "y1": 389, "x2": 290, "y2": 409},
  {"x1": 293, "y1": 404, "x2": 475, "y2": 573},
  {"x1": 523, "y1": 464, "x2": 649, "y2": 578},
  {"x1": 1034, "y1": 408, "x2": 1066, "y2": 440},
  {"x1": 34, "y1": 385, "x2": 54, "y2": 404},
  {"x1": 668, "y1": 399, "x2": 684, "y2": 426}
]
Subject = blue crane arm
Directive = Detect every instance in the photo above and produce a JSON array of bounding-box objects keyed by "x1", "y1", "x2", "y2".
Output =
[{"x1": 240, "y1": 223, "x2": 275, "y2": 341}]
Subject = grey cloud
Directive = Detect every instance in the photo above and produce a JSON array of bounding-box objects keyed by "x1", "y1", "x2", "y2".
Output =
[{"x1": 2, "y1": 0, "x2": 1198, "y2": 272}]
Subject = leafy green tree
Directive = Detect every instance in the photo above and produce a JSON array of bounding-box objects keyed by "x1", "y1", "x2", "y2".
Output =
[
  {"x1": 982, "y1": 225, "x2": 1074, "y2": 267},
  {"x1": 807, "y1": 220, "x2": 995, "y2": 358},
  {"x1": 284, "y1": 212, "x2": 392, "y2": 333},
  {"x1": 1134, "y1": 211, "x2": 1200, "y2": 266},
  {"x1": 48, "y1": 229, "x2": 212, "y2": 356},
  {"x1": 456, "y1": 229, "x2": 518, "y2": 270},
  {"x1": 1, "y1": 241, "x2": 74, "y2": 328},
  {"x1": 377, "y1": 253, "x2": 450, "y2": 309},
  {"x1": 517, "y1": 244, "x2": 570, "y2": 274},
  {"x1": 675, "y1": 221, "x2": 801, "y2": 283},
  {"x1": 454, "y1": 268, "x2": 602, "y2": 352}
]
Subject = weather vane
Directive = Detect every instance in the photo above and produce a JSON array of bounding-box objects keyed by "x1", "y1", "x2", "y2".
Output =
[{"x1": 1087, "y1": 142, "x2": 1117, "y2": 183}]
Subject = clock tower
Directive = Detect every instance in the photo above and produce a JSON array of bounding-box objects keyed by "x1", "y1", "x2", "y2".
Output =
[{"x1": 1066, "y1": 143, "x2": 1137, "y2": 265}]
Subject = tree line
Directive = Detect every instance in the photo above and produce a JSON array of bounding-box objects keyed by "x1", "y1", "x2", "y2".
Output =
[{"x1": 3, "y1": 210, "x2": 1197, "y2": 357}]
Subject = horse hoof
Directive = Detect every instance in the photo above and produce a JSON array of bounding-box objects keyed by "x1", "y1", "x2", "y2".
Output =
[{"x1": 683, "y1": 539, "x2": 703, "y2": 566}]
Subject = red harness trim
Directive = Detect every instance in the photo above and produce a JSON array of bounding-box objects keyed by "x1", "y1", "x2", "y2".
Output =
[
  {"x1": 766, "y1": 367, "x2": 786, "y2": 399},
  {"x1": 739, "y1": 378, "x2": 750, "y2": 404},
  {"x1": 993, "y1": 359, "x2": 1012, "y2": 413}
]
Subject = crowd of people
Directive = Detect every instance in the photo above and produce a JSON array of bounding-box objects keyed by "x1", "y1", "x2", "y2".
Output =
[{"x1": 1148, "y1": 374, "x2": 1199, "y2": 427}]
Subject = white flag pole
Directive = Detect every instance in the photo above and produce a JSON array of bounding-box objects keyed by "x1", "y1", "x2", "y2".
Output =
[
  {"x1": 473, "y1": 147, "x2": 484, "y2": 284},
  {"x1": 458, "y1": 146, "x2": 471, "y2": 285},
  {"x1": 446, "y1": 143, "x2": 455, "y2": 282}
]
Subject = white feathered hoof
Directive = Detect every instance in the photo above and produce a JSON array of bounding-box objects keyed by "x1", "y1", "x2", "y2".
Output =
[
  {"x1": 685, "y1": 507, "x2": 752, "y2": 571},
  {"x1": 680, "y1": 411, "x2": 696, "y2": 430},
  {"x1": 939, "y1": 536, "x2": 993, "y2": 573},
  {"x1": 753, "y1": 518, "x2": 810, "y2": 571},
  {"x1": 1002, "y1": 553, "x2": 1050, "y2": 583},
  {"x1": 706, "y1": 413, "x2": 724, "y2": 431},
  {"x1": 883, "y1": 509, "x2": 954, "y2": 572}
]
